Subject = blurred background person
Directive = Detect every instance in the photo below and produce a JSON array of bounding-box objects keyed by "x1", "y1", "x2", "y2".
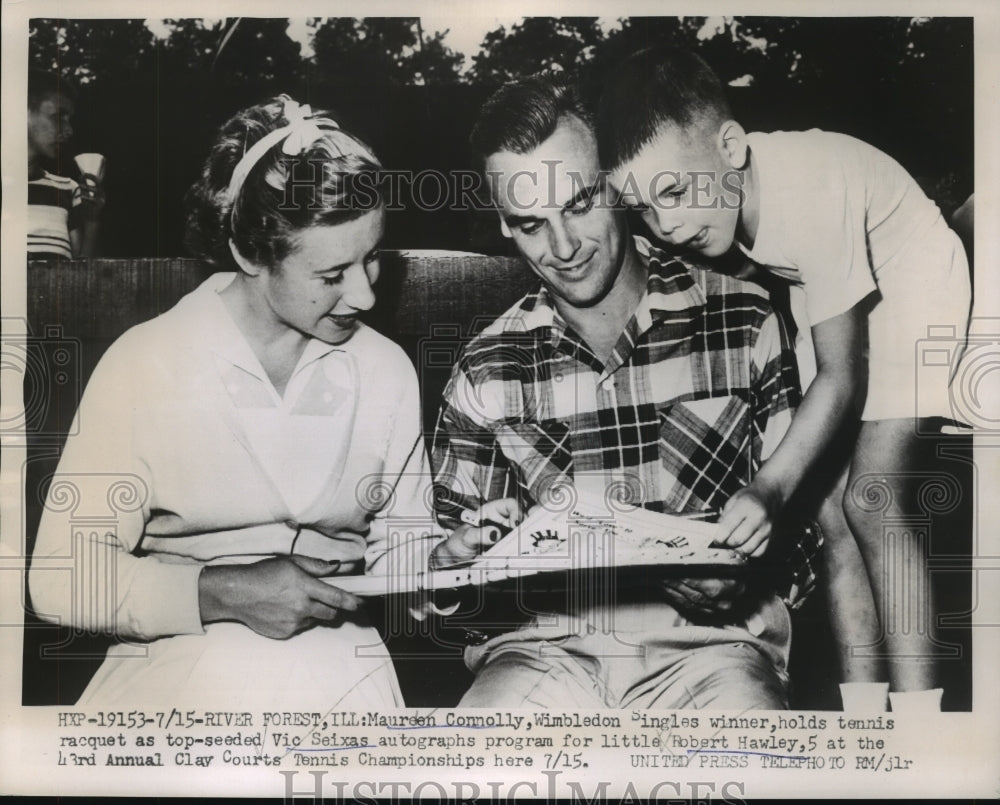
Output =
[{"x1": 28, "y1": 69, "x2": 104, "y2": 258}]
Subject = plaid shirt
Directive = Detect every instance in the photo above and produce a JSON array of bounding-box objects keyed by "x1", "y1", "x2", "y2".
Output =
[{"x1": 432, "y1": 239, "x2": 818, "y2": 607}]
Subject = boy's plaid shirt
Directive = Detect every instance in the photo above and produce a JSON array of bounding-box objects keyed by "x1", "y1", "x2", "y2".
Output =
[{"x1": 432, "y1": 241, "x2": 818, "y2": 607}]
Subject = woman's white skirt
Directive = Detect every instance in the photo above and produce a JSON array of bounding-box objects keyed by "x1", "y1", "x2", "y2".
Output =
[{"x1": 77, "y1": 619, "x2": 403, "y2": 710}]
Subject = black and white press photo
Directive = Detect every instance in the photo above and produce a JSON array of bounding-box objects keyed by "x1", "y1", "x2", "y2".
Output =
[{"x1": 2, "y1": 2, "x2": 998, "y2": 800}]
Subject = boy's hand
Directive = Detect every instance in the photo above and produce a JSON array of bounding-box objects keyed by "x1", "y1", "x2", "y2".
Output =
[
  {"x1": 77, "y1": 174, "x2": 106, "y2": 218},
  {"x1": 433, "y1": 498, "x2": 524, "y2": 569},
  {"x1": 715, "y1": 483, "x2": 782, "y2": 557}
]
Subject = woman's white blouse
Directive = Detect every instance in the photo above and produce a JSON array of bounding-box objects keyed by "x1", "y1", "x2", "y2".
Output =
[{"x1": 29, "y1": 273, "x2": 442, "y2": 640}]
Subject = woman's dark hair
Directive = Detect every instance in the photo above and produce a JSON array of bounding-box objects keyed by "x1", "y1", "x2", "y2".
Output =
[{"x1": 185, "y1": 95, "x2": 383, "y2": 272}]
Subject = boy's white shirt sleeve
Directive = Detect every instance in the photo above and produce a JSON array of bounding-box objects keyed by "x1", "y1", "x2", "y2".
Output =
[{"x1": 751, "y1": 131, "x2": 878, "y2": 327}]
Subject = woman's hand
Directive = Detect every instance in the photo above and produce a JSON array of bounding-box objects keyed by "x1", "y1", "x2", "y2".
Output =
[
  {"x1": 198, "y1": 556, "x2": 363, "y2": 639},
  {"x1": 432, "y1": 498, "x2": 524, "y2": 569}
]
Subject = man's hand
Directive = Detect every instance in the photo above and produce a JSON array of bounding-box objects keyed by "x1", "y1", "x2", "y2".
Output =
[
  {"x1": 715, "y1": 482, "x2": 783, "y2": 558},
  {"x1": 199, "y1": 555, "x2": 363, "y2": 639},
  {"x1": 432, "y1": 498, "x2": 524, "y2": 568},
  {"x1": 661, "y1": 576, "x2": 747, "y2": 618}
]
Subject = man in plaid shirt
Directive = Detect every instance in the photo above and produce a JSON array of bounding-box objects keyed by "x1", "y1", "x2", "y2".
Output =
[{"x1": 430, "y1": 76, "x2": 807, "y2": 709}]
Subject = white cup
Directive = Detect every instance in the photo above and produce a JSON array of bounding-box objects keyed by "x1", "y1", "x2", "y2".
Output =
[{"x1": 74, "y1": 153, "x2": 106, "y2": 182}]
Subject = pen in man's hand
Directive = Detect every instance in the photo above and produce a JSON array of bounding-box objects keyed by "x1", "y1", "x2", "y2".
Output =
[{"x1": 458, "y1": 508, "x2": 506, "y2": 543}]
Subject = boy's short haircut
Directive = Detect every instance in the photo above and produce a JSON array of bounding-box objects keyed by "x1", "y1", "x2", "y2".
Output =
[
  {"x1": 597, "y1": 46, "x2": 732, "y2": 171},
  {"x1": 469, "y1": 74, "x2": 595, "y2": 166},
  {"x1": 28, "y1": 69, "x2": 77, "y2": 110}
]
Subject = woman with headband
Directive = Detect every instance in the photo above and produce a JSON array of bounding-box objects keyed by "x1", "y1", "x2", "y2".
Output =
[{"x1": 29, "y1": 96, "x2": 443, "y2": 708}]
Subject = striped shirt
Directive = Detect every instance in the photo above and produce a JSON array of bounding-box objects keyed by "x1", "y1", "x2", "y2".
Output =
[
  {"x1": 28, "y1": 171, "x2": 81, "y2": 258},
  {"x1": 432, "y1": 239, "x2": 817, "y2": 606}
]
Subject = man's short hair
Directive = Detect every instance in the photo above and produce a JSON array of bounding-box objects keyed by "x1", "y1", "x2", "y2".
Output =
[
  {"x1": 469, "y1": 74, "x2": 595, "y2": 166},
  {"x1": 28, "y1": 69, "x2": 76, "y2": 110},
  {"x1": 597, "y1": 47, "x2": 732, "y2": 171}
]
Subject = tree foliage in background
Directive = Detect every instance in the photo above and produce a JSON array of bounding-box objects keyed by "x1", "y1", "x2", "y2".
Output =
[
  {"x1": 468, "y1": 17, "x2": 604, "y2": 83},
  {"x1": 311, "y1": 17, "x2": 463, "y2": 86},
  {"x1": 29, "y1": 15, "x2": 970, "y2": 99},
  {"x1": 29, "y1": 18, "x2": 304, "y2": 91},
  {"x1": 29, "y1": 18, "x2": 156, "y2": 82},
  {"x1": 470, "y1": 15, "x2": 969, "y2": 101},
  {"x1": 25, "y1": 15, "x2": 972, "y2": 255},
  {"x1": 165, "y1": 18, "x2": 304, "y2": 88}
]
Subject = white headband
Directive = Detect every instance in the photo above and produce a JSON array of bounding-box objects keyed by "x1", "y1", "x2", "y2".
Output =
[{"x1": 224, "y1": 98, "x2": 340, "y2": 207}]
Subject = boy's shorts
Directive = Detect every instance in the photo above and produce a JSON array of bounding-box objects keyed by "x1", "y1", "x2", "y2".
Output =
[{"x1": 792, "y1": 226, "x2": 971, "y2": 423}]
